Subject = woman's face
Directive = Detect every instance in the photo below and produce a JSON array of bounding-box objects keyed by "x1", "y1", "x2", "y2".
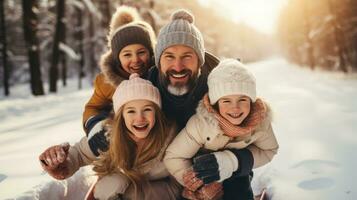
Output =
[
  {"x1": 217, "y1": 94, "x2": 251, "y2": 125},
  {"x1": 122, "y1": 100, "x2": 156, "y2": 142},
  {"x1": 118, "y1": 44, "x2": 151, "y2": 76}
]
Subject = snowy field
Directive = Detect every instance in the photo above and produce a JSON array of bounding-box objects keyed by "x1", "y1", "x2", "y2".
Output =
[{"x1": 0, "y1": 58, "x2": 356, "y2": 200}]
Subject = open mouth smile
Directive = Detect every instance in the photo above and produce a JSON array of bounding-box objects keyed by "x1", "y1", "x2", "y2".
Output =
[
  {"x1": 133, "y1": 123, "x2": 149, "y2": 131},
  {"x1": 228, "y1": 112, "x2": 244, "y2": 118}
]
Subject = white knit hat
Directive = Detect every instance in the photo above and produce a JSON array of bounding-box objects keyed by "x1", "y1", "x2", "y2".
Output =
[
  {"x1": 208, "y1": 59, "x2": 256, "y2": 104},
  {"x1": 112, "y1": 73, "x2": 161, "y2": 113}
]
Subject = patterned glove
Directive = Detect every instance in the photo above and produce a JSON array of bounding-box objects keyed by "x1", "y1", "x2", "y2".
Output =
[
  {"x1": 182, "y1": 182, "x2": 223, "y2": 200},
  {"x1": 196, "y1": 182, "x2": 224, "y2": 200},
  {"x1": 183, "y1": 169, "x2": 204, "y2": 192},
  {"x1": 193, "y1": 150, "x2": 238, "y2": 184},
  {"x1": 87, "y1": 120, "x2": 109, "y2": 156}
]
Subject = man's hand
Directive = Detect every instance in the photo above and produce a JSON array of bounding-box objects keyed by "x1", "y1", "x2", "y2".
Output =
[
  {"x1": 39, "y1": 143, "x2": 70, "y2": 180},
  {"x1": 183, "y1": 169, "x2": 204, "y2": 192},
  {"x1": 193, "y1": 150, "x2": 238, "y2": 184},
  {"x1": 196, "y1": 182, "x2": 223, "y2": 200},
  {"x1": 182, "y1": 182, "x2": 224, "y2": 200}
]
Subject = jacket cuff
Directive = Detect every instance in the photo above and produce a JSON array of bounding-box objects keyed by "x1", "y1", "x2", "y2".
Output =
[
  {"x1": 229, "y1": 148, "x2": 254, "y2": 177},
  {"x1": 85, "y1": 113, "x2": 108, "y2": 135}
]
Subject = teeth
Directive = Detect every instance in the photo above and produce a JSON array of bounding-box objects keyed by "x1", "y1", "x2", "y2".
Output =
[
  {"x1": 171, "y1": 73, "x2": 186, "y2": 78},
  {"x1": 134, "y1": 124, "x2": 147, "y2": 128},
  {"x1": 229, "y1": 113, "x2": 242, "y2": 118}
]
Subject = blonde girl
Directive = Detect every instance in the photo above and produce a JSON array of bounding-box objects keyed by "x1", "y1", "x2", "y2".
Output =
[{"x1": 40, "y1": 74, "x2": 181, "y2": 200}]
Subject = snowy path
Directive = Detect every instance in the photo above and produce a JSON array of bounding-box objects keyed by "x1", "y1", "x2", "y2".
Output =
[
  {"x1": 249, "y1": 59, "x2": 357, "y2": 200},
  {"x1": 0, "y1": 58, "x2": 356, "y2": 199},
  {"x1": 0, "y1": 86, "x2": 96, "y2": 199}
]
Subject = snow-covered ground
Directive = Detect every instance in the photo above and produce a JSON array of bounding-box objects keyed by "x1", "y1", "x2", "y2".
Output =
[{"x1": 0, "y1": 58, "x2": 356, "y2": 200}]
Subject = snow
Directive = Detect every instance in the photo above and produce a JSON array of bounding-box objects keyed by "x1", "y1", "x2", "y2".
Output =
[
  {"x1": 59, "y1": 42, "x2": 81, "y2": 61},
  {"x1": 0, "y1": 58, "x2": 356, "y2": 200}
]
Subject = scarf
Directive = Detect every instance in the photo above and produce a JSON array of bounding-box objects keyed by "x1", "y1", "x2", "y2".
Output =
[{"x1": 203, "y1": 94, "x2": 267, "y2": 139}]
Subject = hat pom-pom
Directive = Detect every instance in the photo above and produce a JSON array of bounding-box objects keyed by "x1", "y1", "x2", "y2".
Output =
[
  {"x1": 109, "y1": 6, "x2": 141, "y2": 35},
  {"x1": 129, "y1": 73, "x2": 140, "y2": 80},
  {"x1": 171, "y1": 9, "x2": 194, "y2": 23}
]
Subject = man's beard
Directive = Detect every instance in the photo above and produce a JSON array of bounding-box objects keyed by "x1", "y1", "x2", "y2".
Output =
[{"x1": 159, "y1": 69, "x2": 200, "y2": 96}]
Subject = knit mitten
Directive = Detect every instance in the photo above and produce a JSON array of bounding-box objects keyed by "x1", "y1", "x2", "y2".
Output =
[
  {"x1": 87, "y1": 120, "x2": 109, "y2": 156},
  {"x1": 193, "y1": 150, "x2": 238, "y2": 184}
]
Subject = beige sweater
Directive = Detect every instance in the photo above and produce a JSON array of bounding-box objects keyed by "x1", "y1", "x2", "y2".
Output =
[{"x1": 164, "y1": 100, "x2": 279, "y2": 185}]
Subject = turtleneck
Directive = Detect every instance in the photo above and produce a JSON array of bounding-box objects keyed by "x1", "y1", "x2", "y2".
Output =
[{"x1": 148, "y1": 67, "x2": 209, "y2": 131}]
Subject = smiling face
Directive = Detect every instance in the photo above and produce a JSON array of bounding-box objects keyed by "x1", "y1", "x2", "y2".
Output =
[
  {"x1": 118, "y1": 44, "x2": 151, "y2": 76},
  {"x1": 217, "y1": 94, "x2": 251, "y2": 125},
  {"x1": 122, "y1": 100, "x2": 156, "y2": 142},
  {"x1": 159, "y1": 45, "x2": 200, "y2": 95}
]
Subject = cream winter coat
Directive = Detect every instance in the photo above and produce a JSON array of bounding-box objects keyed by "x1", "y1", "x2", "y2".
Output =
[
  {"x1": 65, "y1": 125, "x2": 181, "y2": 200},
  {"x1": 164, "y1": 100, "x2": 279, "y2": 185}
]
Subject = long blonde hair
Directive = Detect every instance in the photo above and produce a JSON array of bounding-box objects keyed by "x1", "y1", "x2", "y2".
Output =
[{"x1": 92, "y1": 102, "x2": 168, "y2": 196}]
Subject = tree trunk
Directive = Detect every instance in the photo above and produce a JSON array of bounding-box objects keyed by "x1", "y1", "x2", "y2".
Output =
[
  {"x1": 328, "y1": 0, "x2": 348, "y2": 72},
  {"x1": 1, "y1": 0, "x2": 9, "y2": 96},
  {"x1": 100, "y1": 0, "x2": 111, "y2": 29},
  {"x1": 302, "y1": 0, "x2": 315, "y2": 70},
  {"x1": 21, "y1": 0, "x2": 44, "y2": 96},
  {"x1": 49, "y1": 0, "x2": 65, "y2": 92},
  {"x1": 88, "y1": 12, "x2": 96, "y2": 81},
  {"x1": 75, "y1": 7, "x2": 84, "y2": 89},
  {"x1": 60, "y1": 50, "x2": 67, "y2": 86},
  {"x1": 61, "y1": 4, "x2": 67, "y2": 87}
]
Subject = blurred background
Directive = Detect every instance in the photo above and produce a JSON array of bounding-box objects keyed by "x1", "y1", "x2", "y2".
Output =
[
  {"x1": 1, "y1": 0, "x2": 356, "y2": 96},
  {"x1": 1, "y1": 1, "x2": 357, "y2": 199}
]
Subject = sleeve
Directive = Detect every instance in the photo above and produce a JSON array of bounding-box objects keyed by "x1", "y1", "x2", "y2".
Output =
[
  {"x1": 247, "y1": 123, "x2": 279, "y2": 169},
  {"x1": 82, "y1": 75, "x2": 113, "y2": 134},
  {"x1": 65, "y1": 136, "x2": 97, "y2": 177},
  {"x1": 163, "y1": 116, "x2": 205, "y2": 185}
]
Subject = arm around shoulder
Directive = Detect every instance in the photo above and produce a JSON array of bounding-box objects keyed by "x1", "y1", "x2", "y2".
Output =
[{"x1": 164, "y1": 115, "x2": 204, "y2": 185}]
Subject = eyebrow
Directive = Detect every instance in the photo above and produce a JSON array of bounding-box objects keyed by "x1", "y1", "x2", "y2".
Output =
[
  {"x1": 121, "y1": 50, "x2": 132, "y2": 54},
  {"x1": 124, "y1": 104, "x2": 153, "y2": 110},
  {"x1": 182, "y1": 52, "x2": 194, "y2": 56},
  {"x1": 162, "y1": 51, "x2": 174, "y2": 56}
]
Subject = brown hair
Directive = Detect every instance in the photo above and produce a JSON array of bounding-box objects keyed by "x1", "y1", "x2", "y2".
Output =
[{"x1": 92, "y1": 102, "x2": 168, "y2": 197}]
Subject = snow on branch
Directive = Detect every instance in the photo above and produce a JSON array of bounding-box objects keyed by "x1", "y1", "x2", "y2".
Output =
[
  {"x1": 68, "y1": 0, "x2": 85, "y2": 10},
  {"x1": 59, "y1": 42, "x2": 81, "y2": 61},
  {"x1": 82, "y1": 0, "x2": 102, "y2": 20}
]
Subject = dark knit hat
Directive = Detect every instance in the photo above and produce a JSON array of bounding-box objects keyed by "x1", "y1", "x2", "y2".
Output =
[
  {"x1": 108, "y1": 6, "x2": 156, "y2": 64},
  {"x1": 155, "y1": 9, "x2": 205, "y2": 68}
]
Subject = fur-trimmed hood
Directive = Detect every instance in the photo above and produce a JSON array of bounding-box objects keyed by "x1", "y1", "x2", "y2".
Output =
[
  {"x1": 99, "y1": 50, "x2": 126, "y2": 87},
  {"x1": 195, "y1": 98, "x2": 273, "y2": 136}
]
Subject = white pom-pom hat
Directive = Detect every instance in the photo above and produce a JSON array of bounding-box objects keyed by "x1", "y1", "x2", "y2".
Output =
[{"x1": 208, "y1": 59, "x2": 257, "y2": 104}]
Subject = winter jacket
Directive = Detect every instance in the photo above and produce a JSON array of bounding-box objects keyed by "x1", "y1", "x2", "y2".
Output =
[
  {"x1": 148, "y1": 51, "x2": 219, "y2": 131},
  {"x1": 65, "y1": 125, "x2": 181, "y2": 200},
  {"x1": 82, "y1": 51, "x2": 147, "y2": 134},
  {"x1": 164, "y1": 100, "x2": 279, "y2": 185}
]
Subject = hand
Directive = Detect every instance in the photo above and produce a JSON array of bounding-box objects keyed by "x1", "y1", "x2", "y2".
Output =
[
  {"x1": 193, "y1": 150, "x2": 238, "y2": 184},
  {"x1": 182, "y1": 182, "x2": 223, "y2": 200},
  {"x1": 182, "y1": 187, "x2": 199, "y2": 200},
  {"x1": 183, "y1": 169, "x2": 204, "y2": 192},
  {"x1": 87, "y1": 120, "x2": 109, "y2": 156},
  {"x1": 39, "y1": 143, "x2": 70, "y2": 180},
  {"x1": 196, "y1": 182, "x2": 223, "y2": 200}
]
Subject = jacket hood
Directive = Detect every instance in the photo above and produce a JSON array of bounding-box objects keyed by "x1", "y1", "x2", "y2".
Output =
[{"x1": 99, "y1": 50, "x2": 127, "y2": 87}]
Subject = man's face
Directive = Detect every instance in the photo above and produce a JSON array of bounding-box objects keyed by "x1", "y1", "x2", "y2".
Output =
[{"x1": 159, "y1": 45, "x2": 200, "y2": 95}]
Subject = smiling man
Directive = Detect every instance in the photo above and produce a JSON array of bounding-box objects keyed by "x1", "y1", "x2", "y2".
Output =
[
  {"x1": 148, "y1": 9, "x2": 256, "y2": 200},
  {"x1": 147, "y1": 10, "x2": 218, "y2": 130}
]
